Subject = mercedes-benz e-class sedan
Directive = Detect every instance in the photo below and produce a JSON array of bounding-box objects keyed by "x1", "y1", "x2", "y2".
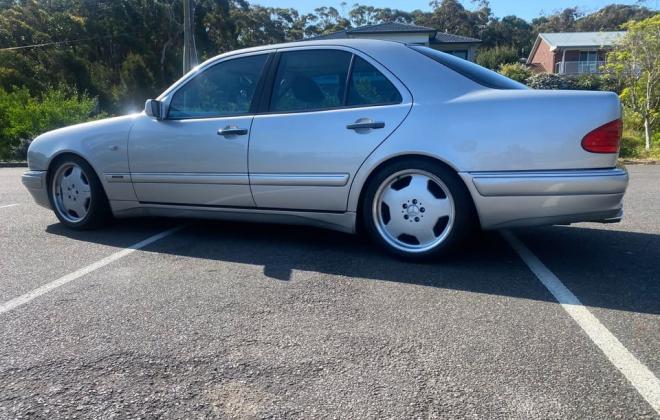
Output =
[{"x1": 22, "y1": 39, "x2": 628, "y2": 259}]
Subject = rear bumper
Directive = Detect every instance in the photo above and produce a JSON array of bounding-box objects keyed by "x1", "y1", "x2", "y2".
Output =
[
  {"x1": 22, "y1": 170, "x2": 51, "y2": 209},
  {"x1": 460, "y1": 168, "x2": 628, "y2": 229}
]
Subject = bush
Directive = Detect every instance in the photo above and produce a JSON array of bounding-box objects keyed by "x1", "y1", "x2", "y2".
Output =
[
  {"x1": 476, "y1": 46, "x2": 520, "y2": 70},
  {"x1": 498, "y1": 63, "x2": 532, "y2": 83},
  {"x1": 619, "y1": 130, "x2": 660, "y2": 159},
  {"x1": 0, "y1": 86, "x2": 103, "y2": 161},
  {"x1": 526, "y1": 73, "x2": 576, "y2": 90}
]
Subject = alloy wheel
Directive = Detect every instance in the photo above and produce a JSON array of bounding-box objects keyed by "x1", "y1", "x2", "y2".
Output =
[
  {"x1": 372, "y1": 169, "x2": 455, "y2": 254},
  {"x1": 51, "y1": 163, "x2": 92, "y2": 223}
]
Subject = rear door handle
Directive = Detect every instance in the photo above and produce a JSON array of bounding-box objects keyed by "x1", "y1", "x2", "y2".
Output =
[
  {"x1": 346, "y1": 121, "x2": 385, "y2": 130},
  {"x1": 217, "y1": 126, "x2": 248, "y2": 137}
]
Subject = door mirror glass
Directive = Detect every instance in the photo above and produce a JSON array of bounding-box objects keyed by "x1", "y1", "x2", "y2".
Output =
[{"x1": 145, "y1": 99, "x2": 162, "y2": 120}]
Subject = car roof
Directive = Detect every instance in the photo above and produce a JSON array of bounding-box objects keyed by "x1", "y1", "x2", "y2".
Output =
[{"x1": 202, "y1": 38, "x2": 405, "y2": 64}]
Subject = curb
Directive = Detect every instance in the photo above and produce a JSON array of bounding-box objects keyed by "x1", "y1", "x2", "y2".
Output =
[
  {"x1": 0, "y1": 162, "x2": 28, "y2": 168},
  {"x1": 619, "y1": 159, "x2": 659, "y2": 165}
]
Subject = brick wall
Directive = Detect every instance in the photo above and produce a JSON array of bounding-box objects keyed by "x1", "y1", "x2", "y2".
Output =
[{"x1": 529, "y1": 39, "x2": 557, "y2": 73}]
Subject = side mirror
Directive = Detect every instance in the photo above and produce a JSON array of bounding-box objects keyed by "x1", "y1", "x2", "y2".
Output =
[{"x1": 144, "y1": 99, "x2": 163, "y2": 120}]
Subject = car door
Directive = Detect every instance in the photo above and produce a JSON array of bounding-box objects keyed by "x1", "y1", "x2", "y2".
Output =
[
  {"x1": 249, "y1": 47, "x2": 412, "y2": 212},
  {"x1": 128, "y1": 52, "x2": 270, "y2": 207}
]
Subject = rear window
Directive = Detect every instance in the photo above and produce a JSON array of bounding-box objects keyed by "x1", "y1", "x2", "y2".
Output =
[{"x1": 409, "y1": 45, "x2": 527, "y2": 90}]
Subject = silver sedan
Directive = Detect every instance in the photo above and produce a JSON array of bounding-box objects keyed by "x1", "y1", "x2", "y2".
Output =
[{"x1": 22, "y1": 39, "x2": 628, "y2": 259}]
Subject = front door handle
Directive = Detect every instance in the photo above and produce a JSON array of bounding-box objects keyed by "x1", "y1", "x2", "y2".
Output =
[
  {"x1": 346, "y1": 120, "x2": 385, "y2": 130},
  {"x1": 217, "y1": 126, "x2": 248, "y2": 137}
]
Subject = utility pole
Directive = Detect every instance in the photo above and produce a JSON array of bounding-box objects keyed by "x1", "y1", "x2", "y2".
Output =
[{"x1": 183, "y1": 0, "x2": 198, "y2": 74}]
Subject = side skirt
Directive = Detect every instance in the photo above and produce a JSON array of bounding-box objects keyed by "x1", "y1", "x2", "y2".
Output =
[{"x1": 109, "y1": 200, "x2": 357, "y2": 234}]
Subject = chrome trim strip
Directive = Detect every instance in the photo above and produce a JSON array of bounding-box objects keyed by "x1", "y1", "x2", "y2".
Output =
[
  {"x1": 250, "y1": 173, "x2": 349, "y2": 186},
  {"x1": 470, "y1": 168, "x2": 628, "y2": 197},
  {"x1": 130, "y1": 173, "x2": 249, "y2": 185}
]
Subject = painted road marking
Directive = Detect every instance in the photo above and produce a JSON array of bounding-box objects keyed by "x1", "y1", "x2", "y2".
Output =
[
  {"x1": 0, "y1": 204, "x2": 18, "y2": 209},
  {"x1": 0, "y1": 225, "x2": 186, "y2": 315},
  {"x1": 502, "y1": 230, "x2": 660, "y2": 415}
]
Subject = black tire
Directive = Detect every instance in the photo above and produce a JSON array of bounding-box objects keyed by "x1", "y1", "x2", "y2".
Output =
[
  {"x1": 47, "y1": 155, "x2": 112, "y2": 230},
  {"x1": 361, "y1": 158, "x2": 476, "y2": 260}
]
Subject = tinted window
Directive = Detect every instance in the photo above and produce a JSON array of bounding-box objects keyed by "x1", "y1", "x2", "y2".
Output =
[
  {"x1": 347, "y1": 56, "x2": 402, "y2": 106},
  {"x1": 169, "y1": 54, "x2": 268, "y2": 119},
  {"x1": 409, "y1": 45, "x2": 527, "y2": 90},
  {"x1": 270, "y1": 50, "x2": 351, "y2": 112}
]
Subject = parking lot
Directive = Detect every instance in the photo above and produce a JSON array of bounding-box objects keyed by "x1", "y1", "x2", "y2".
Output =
[{"x1": 0, "y1": 165, "x2": 658, "y2": 418}]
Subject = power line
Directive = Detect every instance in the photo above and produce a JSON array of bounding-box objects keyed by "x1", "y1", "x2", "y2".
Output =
[{"x1": 0, "y1": 35, "x2": 114, "y2": 52}]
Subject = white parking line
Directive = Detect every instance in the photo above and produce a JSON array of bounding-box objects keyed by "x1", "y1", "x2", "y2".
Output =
[
  {"x1": 502, "y1": 230, "x2": 660, "y2": 415},
  {"x1": 0, "y1": 224, "x2": 185, "y2": 315},
  {"x1": 0, "y1": 204, "x2": 18, "y2": 209}
]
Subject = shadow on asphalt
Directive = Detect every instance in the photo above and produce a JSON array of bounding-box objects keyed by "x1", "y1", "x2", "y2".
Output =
[{"x1": 45, "y1": 217, "x2": 660, "y2": 315}]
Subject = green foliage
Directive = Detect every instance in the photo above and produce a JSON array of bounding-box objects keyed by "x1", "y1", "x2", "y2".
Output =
[
  {"x1": 476, "y1": 46, "x2": 520, "y2": 70},
  {"x1": 0, "y1": 86, "x2": 103, "y2": 160},
  {"x1": 604, "y1": 15, "x2": 659, "y2": 150},
  {"x1": 620, "y1": 130, "x2": 660, "y2": 159},
  {"x1": 481, "y1": 15, "x2": 533, "y2": 55},
  {"x1": 497, "y1": 62, "x2": 531, "y2": 83},
  {"x1": 525, "y1": 73, "x2": 613, "y2": 91}
]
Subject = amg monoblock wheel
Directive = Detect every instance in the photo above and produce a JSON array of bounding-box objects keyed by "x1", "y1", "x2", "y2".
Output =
[
  {"x1": 48, "y1": 155, "x2": 112, "y2": 230},
  {"x1": 362, "y1": 159, "x2": 475, "y2": 260}
]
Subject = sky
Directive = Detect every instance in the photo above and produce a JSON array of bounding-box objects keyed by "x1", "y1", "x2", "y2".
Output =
[{"x1": 252, "y1": 0, "x2": 658, "y2": 21}]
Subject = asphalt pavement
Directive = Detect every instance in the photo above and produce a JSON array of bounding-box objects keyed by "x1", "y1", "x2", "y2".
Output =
[{"x1": 0, "y1": 165, "x2": 658, "y2": 419}]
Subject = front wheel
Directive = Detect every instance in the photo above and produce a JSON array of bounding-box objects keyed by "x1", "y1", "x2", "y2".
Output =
[
  {"x1": 48, "y1": 155, "x2": 112, "y2": 230},
  {"x1": 362, "y1": 159, "x2": 475, "y2": 260}
]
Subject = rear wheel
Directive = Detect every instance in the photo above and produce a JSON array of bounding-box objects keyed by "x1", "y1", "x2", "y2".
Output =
[
  {"x1": 362, "y1": 159, "x2": 475, "y2": 260},
  {"x1": 48, "y1": 155, "x2": 112, "y2": 229}
]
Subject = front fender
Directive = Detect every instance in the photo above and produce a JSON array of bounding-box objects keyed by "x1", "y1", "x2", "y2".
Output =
[{"x1": 27, "y1": 114, "x2": 141, "y2": 201}]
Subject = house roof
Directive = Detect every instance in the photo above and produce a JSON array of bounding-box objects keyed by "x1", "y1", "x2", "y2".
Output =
[
  {"x1": 307, "y1": 23, "x2": 481, "y2": 45},
  {"x1": 432, "y1": 32, "x2": 481, "y2": 44},
  {"x1": 540, "y1": 31, "x2": 626, "y2": 48},
  {"x1": 348, "y1": 22, "x2": 435, "y2": 34},
  {"x1": 527, "y1": 31, "x2": 626, "y2": 64}
]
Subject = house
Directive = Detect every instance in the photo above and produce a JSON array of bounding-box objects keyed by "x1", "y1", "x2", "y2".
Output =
[
  {"x1": 526, "y1": 31, "x2": 625, "y2": 75},
  {"x1": 309, "y1": 22, "x2": 481, "y2": 62}
]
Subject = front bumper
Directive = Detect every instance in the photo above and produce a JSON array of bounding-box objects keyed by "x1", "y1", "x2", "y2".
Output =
[
  {"x1": 22, "y1": 170, "x2": 51, "y2": 209},
  {"x1": 460, "y1": 168, "x2": 628, "y2": 229}
]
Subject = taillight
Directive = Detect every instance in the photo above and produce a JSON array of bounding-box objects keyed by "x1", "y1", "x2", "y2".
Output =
[{"x1": 581, "y1": 119, "x2": 622, "y2": 154}]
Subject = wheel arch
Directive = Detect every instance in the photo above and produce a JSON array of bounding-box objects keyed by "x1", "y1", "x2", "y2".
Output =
[
  {"x1": 353, "y1": 153, "x2": 479, "y2": 233},
  {"x1": 46, "y1": 151, "x2": 109, "y2": 200}
]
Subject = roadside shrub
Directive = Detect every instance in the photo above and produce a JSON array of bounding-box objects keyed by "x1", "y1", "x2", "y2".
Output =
[
  {"x1": 498, "y1": 62, "x2": 532, "y2": 83},
  {"x1": 0, "y1": 86, "x2": 103, "y2": 161},
  {"x1": 573, "y1": 74, "x2": 603, "y2": 91},
  {"x1": 476, "y1": 46, "x2": 520, "y2": 70},
  {"x1": 526, "y1": 73, "x2": 577, "y2": 90}
]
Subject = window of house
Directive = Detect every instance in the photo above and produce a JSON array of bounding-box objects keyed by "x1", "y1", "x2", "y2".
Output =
[
  {"x1": 579, "y1": 51, "x2": 599, "y2": 73},
  {"x1": 446, "y1": 50, "x2": 468, "y2": 60},
  {"x1": 579, "y1": 51, "x2": 598, "y2": 62},
  {"x1": 168, "y1": 54, "x2": 268, "y2": 119},
  {"x1": 347, "y1": 56, "x2": 402, "y2": 107},
  {"x1": 270, "y1": 50, "x2": 352, "y2": 112}
]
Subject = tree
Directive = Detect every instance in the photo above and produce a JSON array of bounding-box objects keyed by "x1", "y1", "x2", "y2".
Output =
[
  {"x1": 475, "y1": 45, "x2": 518, "y2": 70},
  {"x1": 575, "y1": 4, "x2": 656, "y2": 31},
  {"x1": 482, "y1": 15, "x2": 533, "y2": 55},
  {"x1": 605, "y1": 15, "x2": 659, "y2": 150}
]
